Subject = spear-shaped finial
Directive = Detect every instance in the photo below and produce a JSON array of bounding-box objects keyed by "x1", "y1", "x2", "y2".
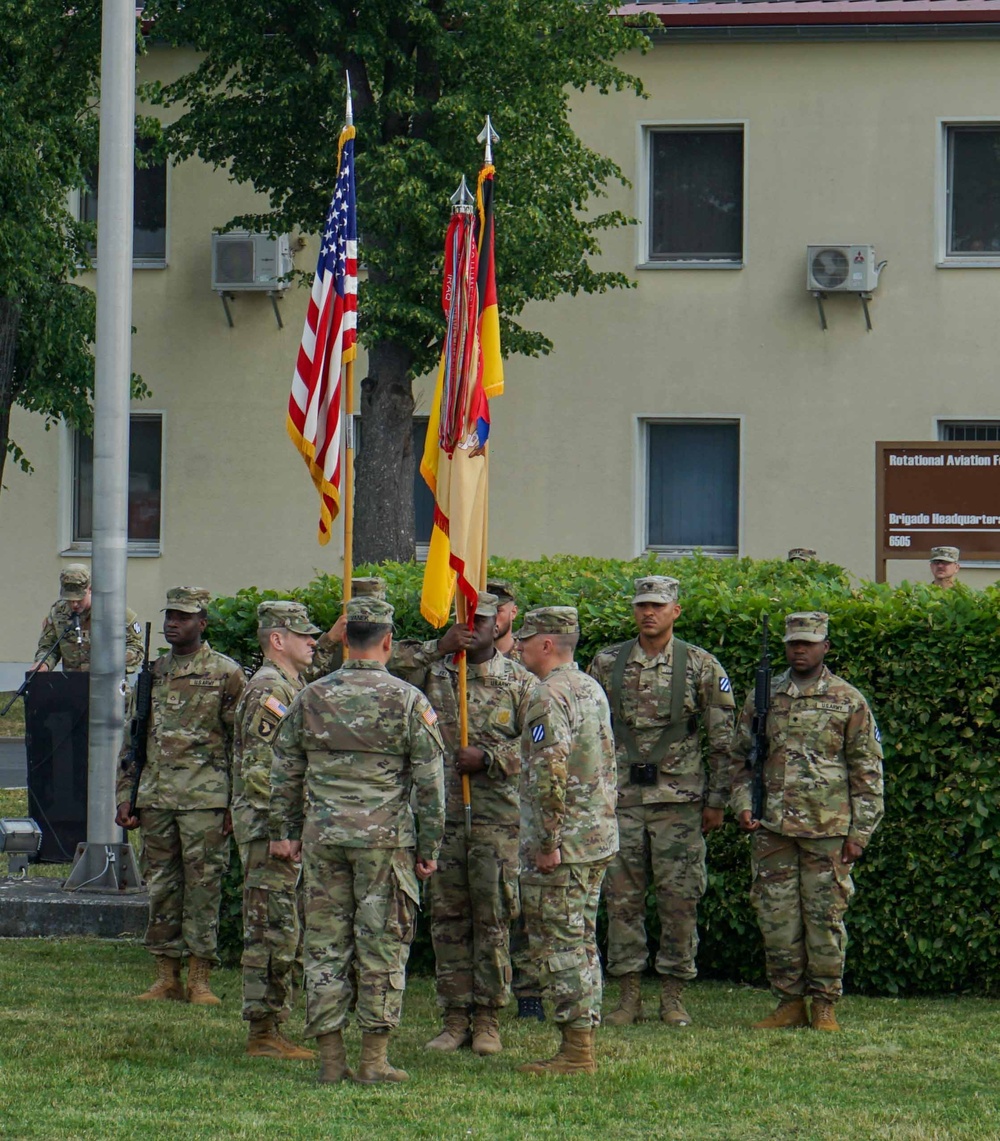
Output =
[
  {"x1": 345, "y1": 70, "x2": 353, "y2": 126},
  {"x1": 450, "y1": 175, "x2": 475, "y2": 214},
  {"x1": 477, "y1": 116, "x2": 499, "y2": 164}
]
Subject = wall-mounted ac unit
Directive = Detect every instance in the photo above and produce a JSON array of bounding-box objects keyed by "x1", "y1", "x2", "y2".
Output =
[
  {"x1": 807, "y1": 245, "x2": 881, "y2": 292},
  {"x1": 212, "y1": 231, "x2": 292, "y2": 291}
]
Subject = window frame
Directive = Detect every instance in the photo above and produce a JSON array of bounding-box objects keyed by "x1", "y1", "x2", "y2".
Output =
[
  {"x1": 633, "y1": 414, "x2": 744, "y2": 558},
  {"x1": 636, "y1": 120, "x2": 748, "y2": 271},
  {"x1": 60, "y1": 411, "x2": 166, "y2": 558},
  {"x1": 937, "y1": 119, "x2": 1000, "y2": 269}
]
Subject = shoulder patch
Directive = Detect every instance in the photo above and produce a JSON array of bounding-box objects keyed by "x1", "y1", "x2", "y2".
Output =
[
  {"x1": 258, "y1": 718, "x2": 276, "y2": 739},
  {"x1": 422, "y1": 706, "x2": 438, "y2": 726},
  {"x1": 719, "y1": 676, "x2": 731, "y2": 693},
  {"x1": 873, "y1": 722, "x2": 881, "y2": 743},
  {"x1": 531, "y1": 723, "x2": 546, "y2": 743},
  {"x1": 494, "y1": 708, "x2": 512, "y2": 726},
  {"x1": 264, "y1": 694, "x2": 288, "y2": 719}
]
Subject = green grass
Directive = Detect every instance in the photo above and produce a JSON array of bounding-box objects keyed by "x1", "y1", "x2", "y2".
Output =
[
  {"x1": 0, "y1": 692, "x2": 25, "y2": 736},
  {"x1": 0, "y1": 940, "x2": 996, "y2": 1140}
]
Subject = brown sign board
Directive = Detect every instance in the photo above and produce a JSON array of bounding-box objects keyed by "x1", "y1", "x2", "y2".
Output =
[{"x1": 875, "y1": 442, "x2": 1000, "y2": 580}]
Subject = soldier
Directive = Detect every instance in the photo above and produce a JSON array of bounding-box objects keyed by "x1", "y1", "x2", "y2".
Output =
[
  {"x1": 269, "y1": 597, "x2": 446, "y2": 1085},
  {"x1": 731, "y1": 612, "x2": 884, "y2": 1032},
  {"x1": 232, "y1": 601, "x2": 322, "y2": 1060},
  {"x1": 115, "y1": 586, "x2": 245, "y2": 1004},
  {"x1": 589, "y1": 576, "x2": 735, "y2": 1028},
  {"x1": 33, "y1": 563, "x2": 143, "y2": 674},
  {"x1": 929, "y1": 546, "x2": 961, "y2": 589},
  {"x1": 515, "y1": 607, "x2": 618, "y2": 1076},
  {"x1": 393, "y1": 591, "x2": 534, "y2": 1057},
  {"x1": 487, "y1": 577, "x2": 521, "y2": 662},
  {"x1": 787, "y1": 548, "x2": 817, "y2": 563}
]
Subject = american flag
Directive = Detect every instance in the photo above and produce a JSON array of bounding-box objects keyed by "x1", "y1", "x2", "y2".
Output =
[{"x1": 286, "y1": 125, "x2": 357, "y2": 545}]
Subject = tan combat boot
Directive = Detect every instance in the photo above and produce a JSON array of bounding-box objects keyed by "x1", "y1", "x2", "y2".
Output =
[
  {"x1": 247, "y1": 1016, "x2": 316, "y2": 1060},
  {"x1": 810, "y1": 998, "x2": 841, "y2": 1032},
  {"x1": 752, "y1": 997, "x2": 809, "y2": 1029},
  {"x1": 135, "y1": 955, "x2": 186, "y2": 1002},
  {"x1": 471, "y1": 1007, "x2": 502, "y2": 1056},
  {"x1": 353, "y1": 1031, "x2": 409, "y2": 1084},
  {"x1": 660, "y1": 977, "x2": 692, "y2": 1026},
  {"x1": 604, "y1": 973, "x2": 643, "y2": 1027},
  {"x1": 425, "y1": 1007, "x2": 471, "y2": 1052},
  {"x1": 316, "y1": 1030, "x2": 353, "y2": 1082},
  {"x1": 517, "y1": 1026, "x2": 597, "y2": 1076},
  {"x1": 186, "y1": 957, "x2": 222, "y2": 1006}
]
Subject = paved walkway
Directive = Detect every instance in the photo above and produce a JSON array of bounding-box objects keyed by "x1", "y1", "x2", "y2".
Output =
[{"x1": 0, "y1": 738, "x2": 27, "y2": 788}]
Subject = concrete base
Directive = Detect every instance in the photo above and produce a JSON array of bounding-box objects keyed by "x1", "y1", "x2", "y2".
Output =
[{"x1": 0, "y1": 875, "x2": 147, "y2": 938}]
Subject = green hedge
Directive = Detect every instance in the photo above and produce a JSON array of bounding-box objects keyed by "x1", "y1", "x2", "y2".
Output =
[{"x1": 208, "y1": 555, "x2": 1000, "y2": 996}]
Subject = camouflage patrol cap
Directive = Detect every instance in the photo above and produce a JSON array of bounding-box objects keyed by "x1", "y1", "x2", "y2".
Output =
[
  {"x1": 783, "y1": 611, "x2": 829, "y2": 643},
  {"x1": 163, "y1": 586, "x2": 211, "y2": 614},
  {"x1": 257, "y1": 600, "x2": 321, "y2": 636},
  {"x1": 351, "y1": 576, "x2": 388, "y2": 600},
  {"x1": 515, "y1": 606, "x2": 579, "y2": 640},
  {"x1": 475, "y1": 591, "x2": 499, "y2": 619},
  {"x1": 345, "y1": 597, "x2": 394, "y2": 624},
  {"x1": 632, "y1": 575, "x2": 680, "y2": 605},
  {"x1": 930, "y1": 546, "x2": 960, "y2": 563},
  {"x1": 486, "y1": 578, "x2": 516, "y2": 605},
  {"x1": 787, "y1": 548, "x2": 817, "y2": 562},
  {"x1": 59, "y1": 563, "x2": 91, "y2": 601}
]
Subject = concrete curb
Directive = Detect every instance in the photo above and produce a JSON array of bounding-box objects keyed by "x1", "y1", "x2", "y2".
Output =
[{"x1": 0, "y1": 876, "x2": 147, "y2": 939}]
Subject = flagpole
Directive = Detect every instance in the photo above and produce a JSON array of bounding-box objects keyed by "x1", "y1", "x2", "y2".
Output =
[{"x1": 342, "y1": 76, "x2": 355, "y2": 605}]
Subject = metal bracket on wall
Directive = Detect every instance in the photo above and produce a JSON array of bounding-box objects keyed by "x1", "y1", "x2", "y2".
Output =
[
  {"x1": 859, "y1": 292, "x2": 873, "y2": 332},
  {"x1": 216, "y1": 291, "x2": 284, "y2": 329},
  {"x1": 218, "y1": 290, "x2": 235, "y2": 327},
  {"x1": 812, "y1": 290, "x2": 828, "y2": 331},
  {"x1": 268, "y1": 291, "x2": 284, "y2": 330}
]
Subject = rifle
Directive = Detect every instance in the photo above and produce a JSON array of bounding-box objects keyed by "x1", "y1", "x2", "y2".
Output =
[
  {"x1": 745, "y1": 614, "x2": 772, "y2": 822},
  {"x1": 0, "y1": 618, "x2": 79, "y2": 717},
  {"x1": 121, "y1": 623, "x2": 153, "y2": 828}
]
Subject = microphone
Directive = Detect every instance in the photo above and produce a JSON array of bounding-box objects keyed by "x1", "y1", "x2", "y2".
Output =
[{"x1": 73, "y1": 613, "x2": 83, "y2": 645}]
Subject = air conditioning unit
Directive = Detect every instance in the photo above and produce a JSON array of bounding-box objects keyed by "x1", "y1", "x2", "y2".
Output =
[
  {"x1": 212, "y1": 231, "x2": 292, "y2": 291},
  {"x1": 807, "y1": 245, "x2": 882, "y2": 292}
]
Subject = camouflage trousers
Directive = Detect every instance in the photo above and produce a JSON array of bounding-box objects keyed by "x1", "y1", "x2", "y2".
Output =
[
  {"x1": 510, "y1": 909, "x2": 541, "y2": 1000},
  {"x1": 301, "y1": 843, "x2": 419, "y2": 1038},
  {"x1": 239, "y1": 839, "x2": 303, "y2": 1023},
  {"x1": 520, "y1": 859, "x2": 610, "y2": 1028},
  {"x1": 750, "y1": 830, "x2": 855, "y2": 1001},
  {"x1": 429, "y1": 823, "x2": 519, "y2": 1010},
  {"x1": 139, "y1": 807, "x2": 230, "y2": 965},
  {"x1": 604, "y1": 802, "x2": 707, "y2": 981}
]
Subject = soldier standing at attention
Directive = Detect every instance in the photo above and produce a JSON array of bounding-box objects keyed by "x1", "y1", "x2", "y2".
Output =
[
  {"x1": 33, "y1": 563, "x2": 143, "y2": 674},
  {"x1": 393, "y1": 592, "x2": 534, "y2": 1057},
  {"x1": 116, "y1": 587, "x2": 246, "y2": 1004},
  {"x1": 929, "y1": 546, "x2": 961, "y2": 589},
  {"x1": 731, "y1": 612, "x2": 884, "y2": 1032},
  {"x1": 589, "y1": 576, "x2": 735, "y2": 1028},
  {"x1": 232, "y1": 601, "x2": 322, "y2": 1061},
  {"x1": 515, "y1": 607, "x2": 618, "y2": 1076},
  {"x1": 269, "y1": 597, "x2": 446, "y2": 1085}
]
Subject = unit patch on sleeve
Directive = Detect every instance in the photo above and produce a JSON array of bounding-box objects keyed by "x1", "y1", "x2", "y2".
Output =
[
  {"x1": 531, "y1": 723, "x2": 546, "y2": 744},
  {"x1": 719, "y1": 677, "x2": 732, "y2": 693},
  {"x1": 422, "y1": 706, "x2": 438, "y2": 727},
  {"x1": 264, "y1": 695, "x2": 288, "y2": 719}
]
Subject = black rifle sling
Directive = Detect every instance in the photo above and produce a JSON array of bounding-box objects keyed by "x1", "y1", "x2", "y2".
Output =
[{"x1": 609, "y1": 637, "x2": 690, "y2": 766}]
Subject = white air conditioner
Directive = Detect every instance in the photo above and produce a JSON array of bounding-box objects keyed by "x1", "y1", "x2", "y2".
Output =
[
  {"x1": 211, "y1": 231, "x2": 292, "y2": 291},
  {"x1": 807, "y1": 245, "x2": 882, "y2": 292}
]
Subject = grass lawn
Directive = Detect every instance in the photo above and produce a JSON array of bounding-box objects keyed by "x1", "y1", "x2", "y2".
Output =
[
  {"x1": 0, "y1": 693, "x2": 25, "y2": 736},
  {"x1": 0, "y1": 940, "x2": 996, "y2": 1140}
]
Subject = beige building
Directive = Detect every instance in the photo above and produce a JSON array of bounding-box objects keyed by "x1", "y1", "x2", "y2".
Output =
[{"x1": 4, "y1": 3, "x2": 1000, "y2": 676}]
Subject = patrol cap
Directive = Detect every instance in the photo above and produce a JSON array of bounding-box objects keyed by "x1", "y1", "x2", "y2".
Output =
[
  {"x1": 515, "y1": 606, "x2": 579, "y2": 640},
  {"x1": 475, "y1": 592, "x2": 499, "y2": 619},
  {"x1": 787, "y1": 548, "x2": 817, "y2": 562},
  {"x1": 163, "y1": 586, "x2": 212, "y2": 614},
  {"x1": 930, "y1": 546, "x2": 960, "y2": 563},
  {"x1": 59, "y1": 563, "x2": 91, "y2": 601},
  {"x1": 632, "y1": 576, "x2": 680, "y2": 605},
  {"x1": 351, "y1": 576, "x2": 387, "y2": 600},
  {"x1": 783, "y1": 611, "x2": 829, "y2": 643},
  {"x1": 257, "y1": 600, "x2": 321, "y2": 636},
  {"x1": 486, "y1": 578, "x2": 516, "y2": 605},
  {"x1": 345, "y1": 597, "x2": 394, "y2": 624}
]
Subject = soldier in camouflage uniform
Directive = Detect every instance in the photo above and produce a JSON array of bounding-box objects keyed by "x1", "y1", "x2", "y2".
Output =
[
  {"x1": 589, "y1": 576, "x2": 735, "y2": 1028},
  {"x1": 731, "y1": 612, "x2": 884, "y2": 1032},
  {"x1": 929, "y1": 546, "x2": 961, "y2": 590},
  {"x1": 488, "y1": 577, "x2": 521, "y2": 663},
  {"x1": 33, "y1": 563, "x2": 143, "y2": 674},
  {"x1": 116, "y1": 587, "x2": 245, "y2": 1005},
  {"x1": 269, "y1": 597, "x2": 446, "y2": 1085},
  {"x1": 787, "y1": 548, "x2": 817, "y2": 563},
  {"x1": 515, "y1": 607, "x2": 618, "y2": 1076},
  {"x1": 393, "y1": 591, "x2": 534, "y2": 1057},
  {"x1": 232, "y1": 601, "x2": 322, "y2": 1061}
]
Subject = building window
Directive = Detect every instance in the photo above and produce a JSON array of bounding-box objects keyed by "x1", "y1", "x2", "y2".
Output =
[
  {"x1": 81, "y1": 139, "x2": 167, "y2": 266},
  {"x1": 646, "y1": 420, "x2": 739, "y2": 553},
  {"x1": 939, "y1": 420, "x2": 1000, "y2": 441},
  {"x1": 73, "y1": 414, "x2": 162, "y2": 550},
  {"x1": 946, "y1": 126, "x2": 1000, "y2": 258},
  {"x1": 647, "y1": 127, "x2": 744, "y2": 265}
]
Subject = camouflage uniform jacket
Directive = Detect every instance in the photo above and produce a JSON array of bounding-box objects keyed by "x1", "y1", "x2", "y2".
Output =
[
  {"x1": 268, "y1": 659, "x2": 446, "y2": 859},
  {"x1": 35, "y1": 601, "x2": 144, "y2": 674},
  {"x1": 115, "y1": 642, "x2": 245, "y2": 811},
  {"x1": 231, "y1": 660, "x2": 302, "y2": 846},
  {"x1": 730, "y1": 665, "x2": 884, "y2": 847},
  {"x1": 392, "y1": 649, "x2": 535, "y2": 826},
  {"x1": 520, "y1": 662, "x2": 619, "y2": 870},
  {"x1": 589, "y1": 636, "x2": 735, "y2": 810},
  {"x1": 306, "y1": 636, "x2": 443, "y2": 683}
]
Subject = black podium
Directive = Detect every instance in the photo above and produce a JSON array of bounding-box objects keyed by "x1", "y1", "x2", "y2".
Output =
[{"x1": 24, "y1": 672, "x2": 89, "y2": 863}]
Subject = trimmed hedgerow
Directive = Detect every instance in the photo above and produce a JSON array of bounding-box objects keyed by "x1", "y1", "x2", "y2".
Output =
[{"x1": 208, "y1": 555, "x2": 1000, "y2": 995}]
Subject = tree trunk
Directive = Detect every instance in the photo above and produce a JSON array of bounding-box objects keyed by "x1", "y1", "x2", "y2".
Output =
[
  {"x1": 353, "y1": 338, "x2": 417, "y2": 564},
  {"x1": 0, "y1": 297, "x2": 22, "y2": 494}
]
